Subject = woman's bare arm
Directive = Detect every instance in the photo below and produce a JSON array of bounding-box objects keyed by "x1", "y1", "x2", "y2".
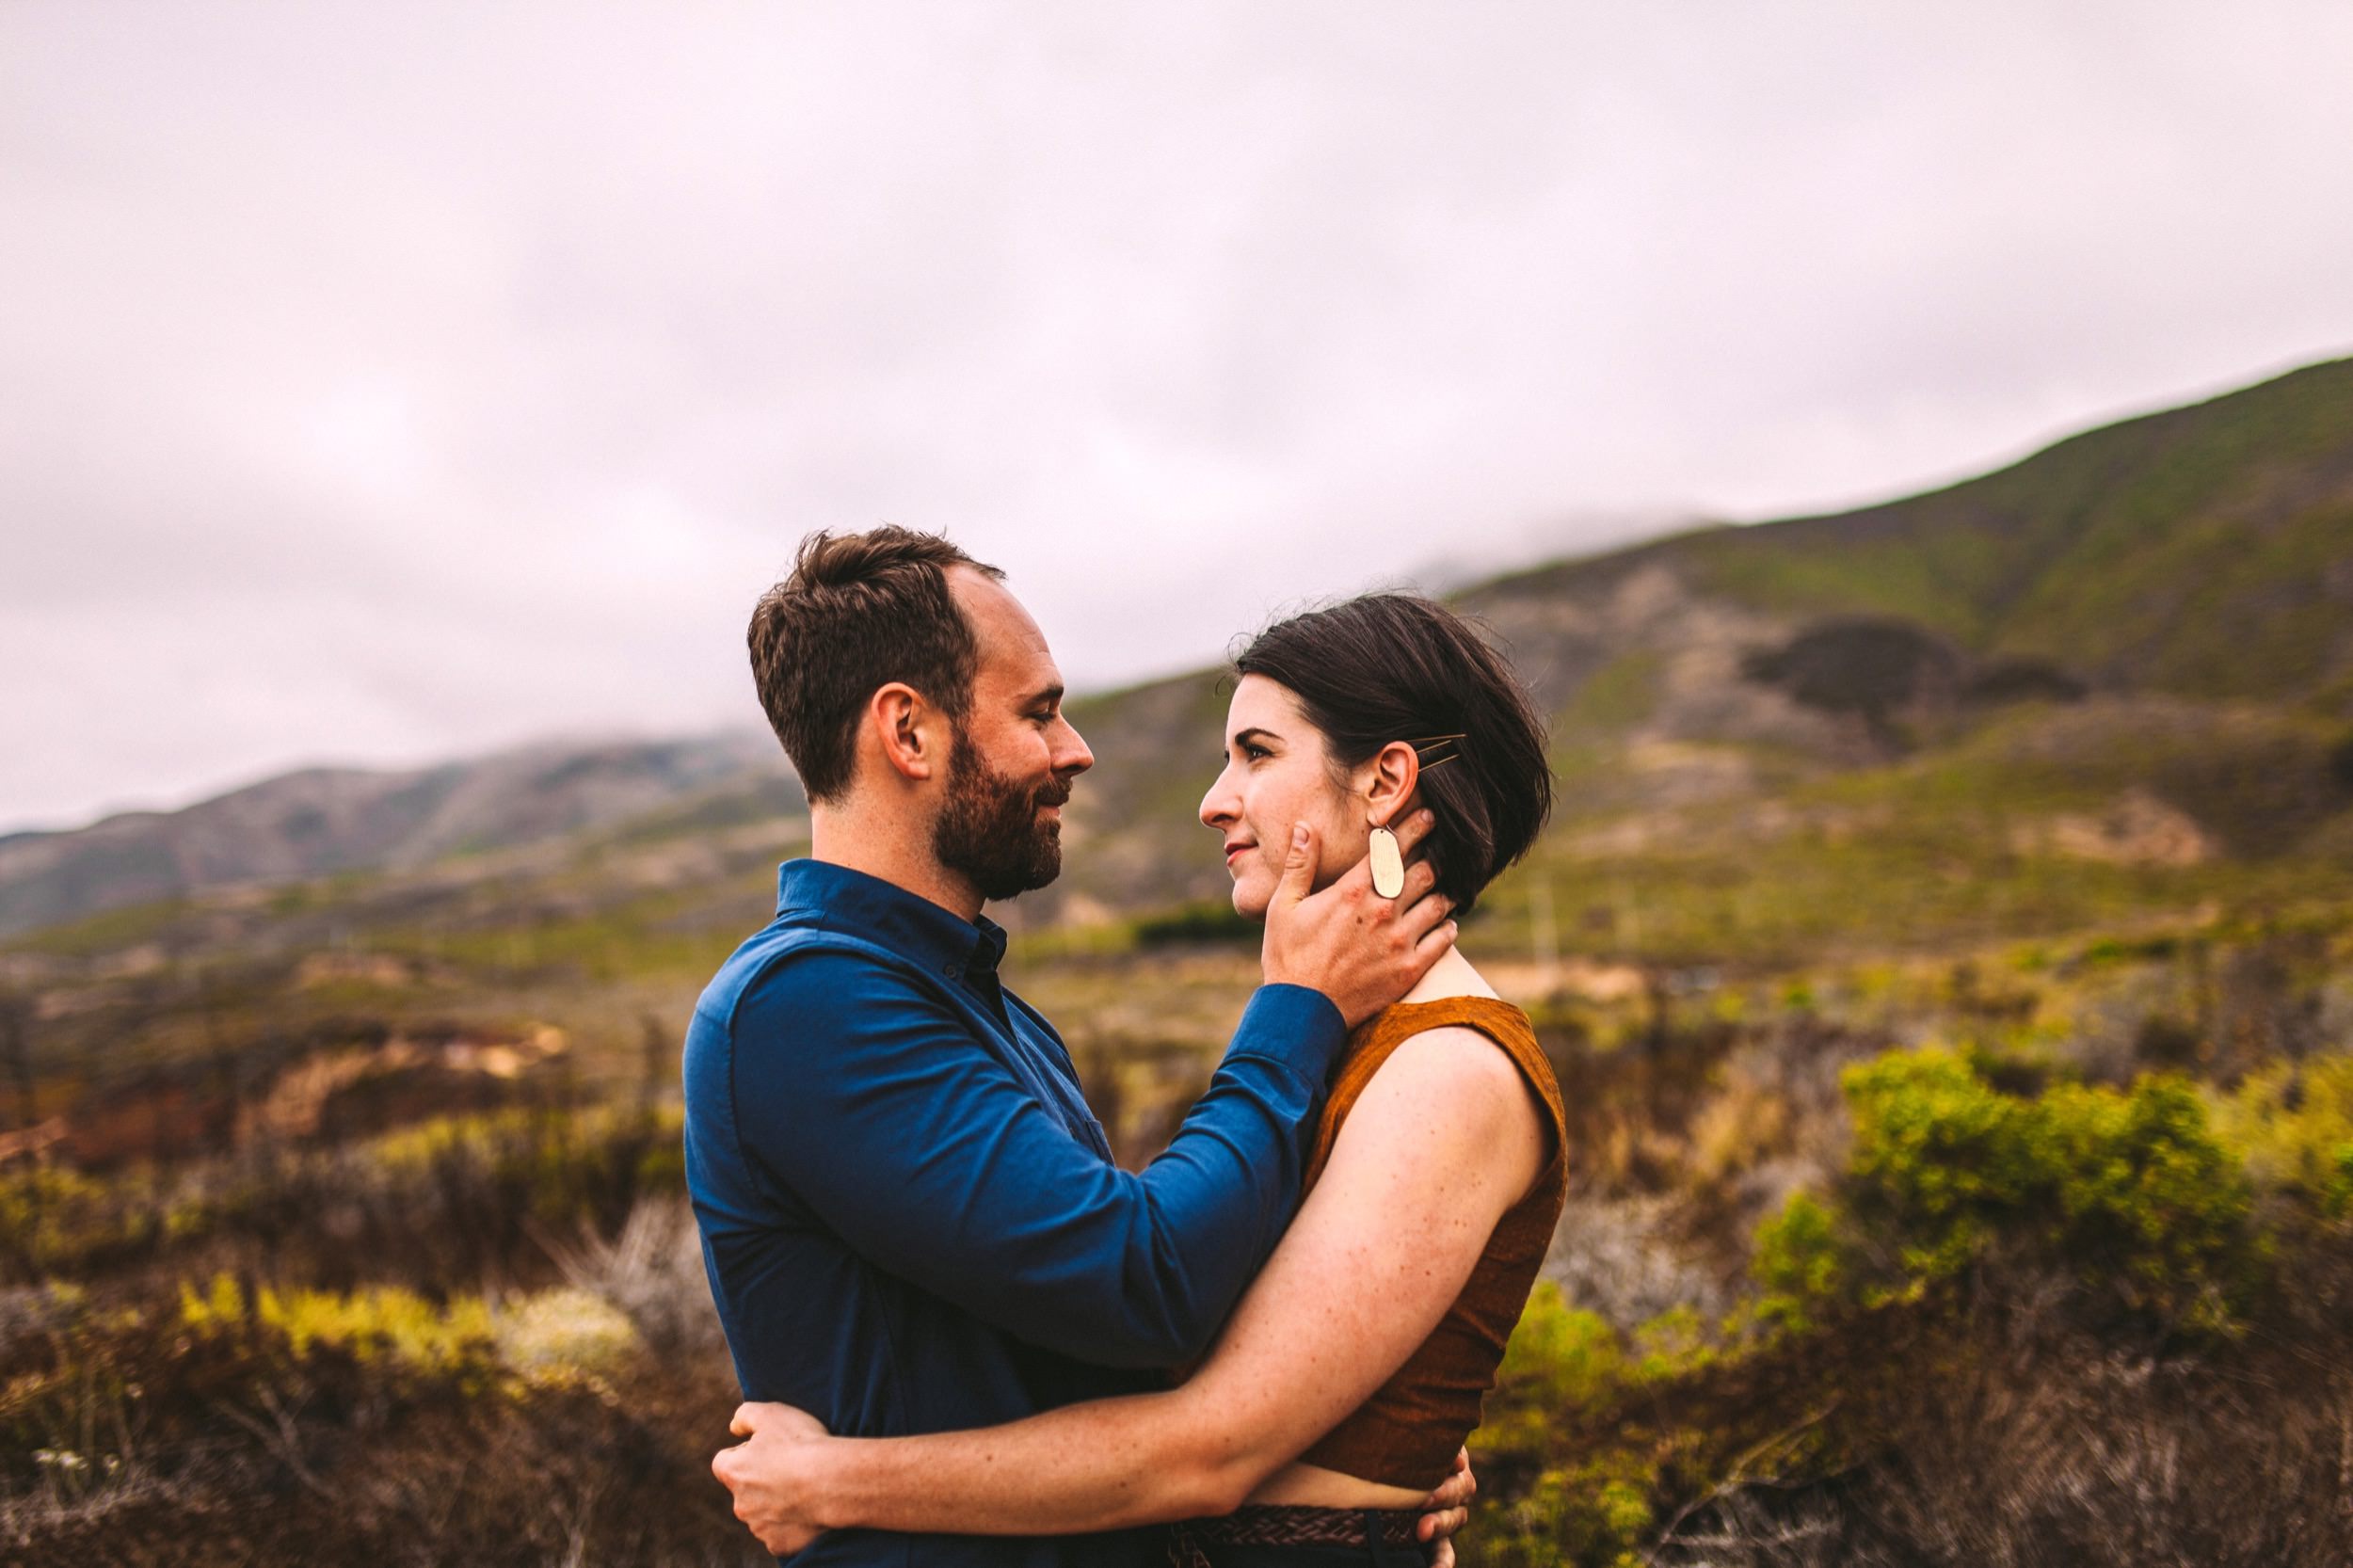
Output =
[{"x1": 713, "y1": 1024, "x2": 1549, "y2": 1545}]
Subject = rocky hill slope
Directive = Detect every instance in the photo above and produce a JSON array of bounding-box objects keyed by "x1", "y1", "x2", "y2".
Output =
[{"x1": 7, "y1": 357, "x2": 2349, "y2": 954}]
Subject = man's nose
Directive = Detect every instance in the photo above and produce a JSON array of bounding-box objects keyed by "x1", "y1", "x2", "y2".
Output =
[{"x1": 1054, "y1": 717, "x2": 1094, "y2": 776}]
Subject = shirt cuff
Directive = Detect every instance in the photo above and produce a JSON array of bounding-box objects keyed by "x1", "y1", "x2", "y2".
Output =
[{"x1": 1226, "y1": 983, "x2": 1351, "y2": 1081}]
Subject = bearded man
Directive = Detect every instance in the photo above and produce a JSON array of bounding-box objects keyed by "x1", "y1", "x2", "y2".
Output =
[{"x1": 682, "y1": 529, "x2": 1459, "y2": 1567}]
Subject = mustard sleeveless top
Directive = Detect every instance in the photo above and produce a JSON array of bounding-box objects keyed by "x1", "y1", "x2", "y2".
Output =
[{"x1": 1294, "y1": 995, "x2": 1569, "y2": 1489}]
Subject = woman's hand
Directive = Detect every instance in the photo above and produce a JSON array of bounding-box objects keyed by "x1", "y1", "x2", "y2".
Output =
[
  {"x1": 712, "y1": 1400, "x2": 834, "y2": 1557},
  {"x1": 1415, "y1": 1446, "x2": 1477, "y2": 1567}
]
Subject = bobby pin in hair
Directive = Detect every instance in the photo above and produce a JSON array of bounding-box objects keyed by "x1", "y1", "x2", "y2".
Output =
[{"x1": 1408, "y1": 732, "x2": 1465, "y2": 771}]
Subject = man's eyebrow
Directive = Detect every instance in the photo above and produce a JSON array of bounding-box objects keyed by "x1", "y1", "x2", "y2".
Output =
[{"x1": 1020, "y1": 683, "x2": 1065, "y2": 708}]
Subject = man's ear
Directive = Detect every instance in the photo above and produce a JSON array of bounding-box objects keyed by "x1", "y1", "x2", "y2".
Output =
[
  {"x1": 866, "y1": 682, "x2": 945, "y2": 784},
  {"x1": 1364, "y1": 741, "x2": 1420, "y2": 828}
]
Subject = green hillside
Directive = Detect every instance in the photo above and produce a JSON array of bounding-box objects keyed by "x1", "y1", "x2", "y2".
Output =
[
  {"x1": 1034, "y1": 358, "x2": 2353, "y2": 954},
  {"x1": 1660, "y1": 357, "x2": 2352, "y2": 701}
]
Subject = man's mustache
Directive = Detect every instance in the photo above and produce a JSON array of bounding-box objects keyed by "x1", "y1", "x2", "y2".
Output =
[{"x1": 1034, "y1": 777, "x2": 1074, "y2": 808}]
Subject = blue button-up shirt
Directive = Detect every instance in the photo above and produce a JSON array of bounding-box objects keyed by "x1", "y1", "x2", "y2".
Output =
[{"x1": 684, "y1": 859, "x2": 1349, "y2": 1567}]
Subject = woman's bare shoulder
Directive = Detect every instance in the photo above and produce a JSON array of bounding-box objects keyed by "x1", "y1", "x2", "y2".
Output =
[
  {"x1": 1353, "y1": 1022, "x2": 1544, "y2": 1144},
  {"x1": 1347, "y1": 1016, "x2": 1554, "y2": 1193},
  {"x1": 1379, "y1": 1018, "x2": 1525, "y2": 1081}
]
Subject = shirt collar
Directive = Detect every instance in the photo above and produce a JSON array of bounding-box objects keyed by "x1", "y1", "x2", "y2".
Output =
[{"x1": 774, "y1": 858, "x2": 1008, "y2": 984}]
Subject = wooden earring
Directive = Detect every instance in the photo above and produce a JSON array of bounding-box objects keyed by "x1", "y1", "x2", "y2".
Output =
[{"x1": 1369, "y1": 824, "x2": 1405, "y2": 898}]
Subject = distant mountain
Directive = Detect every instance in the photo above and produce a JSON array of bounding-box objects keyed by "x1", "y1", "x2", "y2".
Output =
[
  {"x1": 8, "y1": 357, "x2": 2349, "y2": 953},
  {"x1": 0, "y1": 734, "x2": 798, "y2": 937}
]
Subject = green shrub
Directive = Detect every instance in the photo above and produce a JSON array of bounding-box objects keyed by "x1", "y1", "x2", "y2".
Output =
[
  {"x1": 1478, "y1": 1283, "x2": 1626, "y2": 1455},
  {"x1": 2034, "y1": 1076, "x2": 2260, "y2": 1327},
  {"x1": 1842, "y1": 1048, "x2": 2042, "y2": 1278},
  {"x1": 0, "y1": 1165, "x2": 168, "y2": 1278},
  {"x1": 1468, "y1": 1285, "x2": 1730, "y2": 1566},
  {"x1": 1751, "y1": 1191, "x2": 1849, "y2": 1332},
  {"x1": 1757, "y1": 1048, "x2": 2264, "y2": 1335},
  {"x1": 2215, "y1": 1053, "x2": 2353, "y2": 1216},
  {"x1": 179, "y1": 1273, "x2": 500, "y2": 1382},
  {"x1": 1480, "y1": 1450, "x2": 1661, "y2": 1568}
]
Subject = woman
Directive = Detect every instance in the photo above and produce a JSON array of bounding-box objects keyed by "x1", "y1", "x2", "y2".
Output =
[{"x1": 716, "y1": 593, "x2": 1565, "y2": 1566}]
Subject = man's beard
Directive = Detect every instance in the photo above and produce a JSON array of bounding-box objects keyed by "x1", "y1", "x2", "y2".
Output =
[{"x1": 932, "y1": 728, "x2": 1070, "y2": 904}]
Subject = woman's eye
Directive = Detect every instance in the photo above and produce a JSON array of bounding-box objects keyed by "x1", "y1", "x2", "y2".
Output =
[{"x1": 1242, "y1": 744, "x2": 1270, "y2": 761}]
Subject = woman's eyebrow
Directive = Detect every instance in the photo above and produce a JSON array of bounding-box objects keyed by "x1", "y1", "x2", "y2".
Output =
[{"x1": 1230, "y1": 726, "x2": 1280, "y2": 749}]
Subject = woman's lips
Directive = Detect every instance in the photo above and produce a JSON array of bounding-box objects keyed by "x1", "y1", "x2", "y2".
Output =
[{"x1": 1224, "y1": 841, "x2": 1254, "y2": 867}]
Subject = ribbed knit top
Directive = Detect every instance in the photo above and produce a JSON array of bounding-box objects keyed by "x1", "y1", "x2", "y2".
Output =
[{"x1": 1293, "y1": 995, "x2": 1568, "y2": 1489}]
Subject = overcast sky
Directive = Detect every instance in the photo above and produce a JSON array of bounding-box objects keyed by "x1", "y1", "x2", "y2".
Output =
[{"x1": 6, "y1": 1, "x2": 2351, "y2": 835}]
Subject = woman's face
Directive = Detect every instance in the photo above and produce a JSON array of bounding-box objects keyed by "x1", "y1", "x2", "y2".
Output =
[{"x1": 1199, "y1": 675, "x2": 1370, "y2": 920}]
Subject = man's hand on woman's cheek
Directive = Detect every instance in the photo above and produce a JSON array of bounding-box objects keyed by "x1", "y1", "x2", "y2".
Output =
[{"x1": 712, "y1": 1400, "x2": 833, "y2": 1557}]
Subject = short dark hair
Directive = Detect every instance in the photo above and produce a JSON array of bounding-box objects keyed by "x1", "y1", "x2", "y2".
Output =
[
  {"x1": 747, "y1": 528, "x2": 1004, "y2": 802},
  {"x1": 1234, "y1": 593, "x2": 1551, "y2": 916}
]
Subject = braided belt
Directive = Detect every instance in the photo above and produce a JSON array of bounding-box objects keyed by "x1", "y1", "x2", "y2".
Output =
[{"x1": 1166, "y1": 1503, "x2": 1424, "y2": 1567}]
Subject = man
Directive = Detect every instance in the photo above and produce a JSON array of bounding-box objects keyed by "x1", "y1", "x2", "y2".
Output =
[{"x1": 684, "y1": 529, "x2": 1462, "y2": 1565}]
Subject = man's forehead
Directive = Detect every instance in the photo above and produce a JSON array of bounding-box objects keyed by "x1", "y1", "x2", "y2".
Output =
[{"x1": 951, "y1": 567, "x2": 1059, "y2": 687}]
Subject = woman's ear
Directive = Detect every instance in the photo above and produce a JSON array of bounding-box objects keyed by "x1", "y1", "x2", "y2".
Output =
[{"x1": 1364, "y1": 740, "x2": 1420, "y2": 828}]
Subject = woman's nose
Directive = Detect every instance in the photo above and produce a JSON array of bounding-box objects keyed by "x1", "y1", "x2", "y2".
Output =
[{"x1": 1199, "y1": 770, "x2": 1237, "y2": 829}]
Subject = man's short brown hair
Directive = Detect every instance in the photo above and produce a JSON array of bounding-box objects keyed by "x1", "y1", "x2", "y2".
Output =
[{"x1": 747, "y1": 528, "x2": 1004, "y2": 802}]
